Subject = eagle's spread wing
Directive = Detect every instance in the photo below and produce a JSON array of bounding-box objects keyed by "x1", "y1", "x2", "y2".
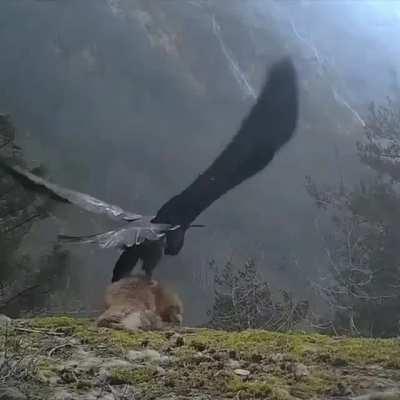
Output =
[
  {"x1": 0, "y1": 158, "x2": 142, "y2": 222},
  {"x1": 57, "y1": 218, "x2": 171, "y2": 282},
  {"x1": 58, "y1": 218, "x2": 175, "y2": 249},
  {"x1": 152, "y1": 58, "x2": 299, "y2": 228}
]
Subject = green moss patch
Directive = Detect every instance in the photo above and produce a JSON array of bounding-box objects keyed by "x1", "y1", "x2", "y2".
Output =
[
  {"x1": 182, "y1": 329, "x2": 400, "y2": 367},
  {"x1": 110, "y1": 366, "x2": 158, "y2": 385},
  {"x1": 29, "y1": 316, "x2": 167, "y2": 352}
]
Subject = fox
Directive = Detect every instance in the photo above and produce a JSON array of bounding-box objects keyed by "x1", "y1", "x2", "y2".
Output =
[{"x1": 96, "y1": 275, "x2": 183, "y2": 331}]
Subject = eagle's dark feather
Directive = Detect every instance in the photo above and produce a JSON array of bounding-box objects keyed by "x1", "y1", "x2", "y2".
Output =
[
  {"x1": 152, "y1": 57, "x2": 298, "y2": 258},
  {"x1": 153, "y1": 58, "x2": 298, "y2": 228}
]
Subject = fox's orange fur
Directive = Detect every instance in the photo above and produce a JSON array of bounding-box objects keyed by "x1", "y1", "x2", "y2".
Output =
[{"x1": 96, "y1": 275, "x2": 183, "y2": 331}]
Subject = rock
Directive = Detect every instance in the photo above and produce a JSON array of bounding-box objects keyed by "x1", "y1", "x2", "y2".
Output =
[
  {"x1": 143, "y1": 349, "x2": 162, "y2": 363},
  {"x1": 102, "y1": 358, "x2": 132, "y2": 370},
  {"x1": 226, "y1": 359, "x2": 241, "y2": 369},
  {"x1": 72, "y1": 356, "x2": 131, "y2": 382},
  {"x1": 263, "y1": 364, "x2": 276, "y2": 373},
  {"x1": 156, "y1": 366, "x2": 166, "y2": 376},
  {"x1": 97, "y1": 367, "x2": 111, "y2": 383},
  {"x1": 126, "y1": 349, "x2": 161, "y2": 363},
  {"x1": 270, "y1": 353, "x2": 285, "y2": 363},
  {"x1": 126, "y1": 350, "x2": 145, "y2": 362},
  {"x1": 159, "y1": 355, "x2": 172, "y2": 366},
  {"x1": 234, "y1": 368, "x2": 250, "y2": 377},
  {"x1": 212, "y1": 351, "x2": 229, "y2": 361},
  {"x1": 352, "y1": 390, "x2": 400, "y2": 400},
  {"x1": 55, "y1": 390, "x2": 110, "y2": 400},
  {"x1": 36, "y1": 370, "x2": 59, "y2": 385},
  {"x1": 96, "y1": 395, "x2": 114, "y2": 400},
  {"x1": 0, "y1": 314, "x2": 12, "y2": 330},
  {"x1": 53, "y1": 390, "x2": 77, "y2": 400},
  {"x1": 61, "y1": 350, "x2": 103, "y2": 372},
  {"x1": 0, "y1": 388, "x2": 26, "y2": 400},
  {"x1": 293, "y1": 363, "x2": 309, "y2": 379}
]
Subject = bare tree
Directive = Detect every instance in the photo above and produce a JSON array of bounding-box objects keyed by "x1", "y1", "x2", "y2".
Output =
[
  {"x1": 206, "y1": 258, "x2": 309, "y2": 331},
  {"x1": 306, "y1": 98, "x2": 400, "y2": 338}
]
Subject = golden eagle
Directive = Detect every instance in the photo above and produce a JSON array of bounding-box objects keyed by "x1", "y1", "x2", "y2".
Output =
[{"x1": 0, "y1": 57, "x2": 299, "y2": 282}]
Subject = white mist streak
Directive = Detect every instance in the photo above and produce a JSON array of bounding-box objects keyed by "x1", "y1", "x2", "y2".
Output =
[
  {"x1": 211, "y1": 14, "x2": 257, "y2": 100},
  {"x1": 289, "y1": 16, "x2": 366, "y2": 128},
  {"x1": 332, "y1": 89, "x2": 366, "y2": 128}
]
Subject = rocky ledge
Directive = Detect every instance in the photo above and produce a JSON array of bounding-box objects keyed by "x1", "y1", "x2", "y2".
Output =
[{"x1": 0, "y1": 315, "x2": 400, "y2": 400}]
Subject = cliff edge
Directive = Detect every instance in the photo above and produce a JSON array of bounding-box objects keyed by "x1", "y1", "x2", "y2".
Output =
[{"x1": 0, "y1": 316, "x2": 399, "y2": 400}]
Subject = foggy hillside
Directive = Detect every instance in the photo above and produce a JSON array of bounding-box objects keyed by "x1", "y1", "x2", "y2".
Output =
[{"x1": 1, "y1": 0, "x2": 399, "y2": 324}]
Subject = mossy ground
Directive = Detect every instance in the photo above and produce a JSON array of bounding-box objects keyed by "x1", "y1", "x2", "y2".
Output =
[{"x1": 1, "y1": 316, "x2": 400, "y2": 399}]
